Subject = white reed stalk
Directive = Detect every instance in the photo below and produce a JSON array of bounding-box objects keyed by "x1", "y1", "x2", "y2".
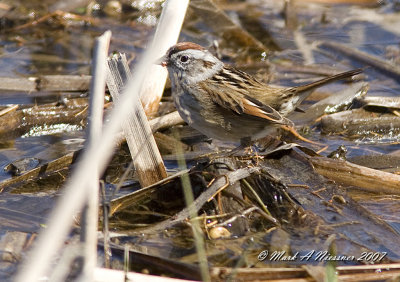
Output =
[
  {"x1": 94, "y1": 267, "x2": 196, "y2": 282},
  {"x1": 140, "y1": 0, "x2": 189, "y2": 115},
  {"x1": 80, "y1": 30, "x2": 111, "y2": 281}
]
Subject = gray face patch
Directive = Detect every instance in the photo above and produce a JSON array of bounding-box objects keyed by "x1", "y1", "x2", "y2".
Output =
[{"x1": 167, "y1": 49, "x2": 224, "y2": 85}]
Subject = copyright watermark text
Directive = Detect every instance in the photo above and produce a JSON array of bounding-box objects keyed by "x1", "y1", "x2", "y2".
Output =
[{"x1": 257, "y1": 250, "x2": 387, "y2": 263}]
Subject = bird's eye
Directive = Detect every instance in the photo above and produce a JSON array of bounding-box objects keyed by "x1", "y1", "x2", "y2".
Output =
[{"x1": 180, "y1": 55, "x2": 189, "y2": 63}]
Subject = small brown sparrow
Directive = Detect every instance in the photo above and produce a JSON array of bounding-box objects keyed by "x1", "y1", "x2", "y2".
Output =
[{"x1": 158, "y1": 42, "x2": 362, "y2": 145}]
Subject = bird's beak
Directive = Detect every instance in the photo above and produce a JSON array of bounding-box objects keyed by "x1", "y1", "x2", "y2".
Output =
[{"x1": 155, "y1": 55, "x2": 168, "y2": 67}]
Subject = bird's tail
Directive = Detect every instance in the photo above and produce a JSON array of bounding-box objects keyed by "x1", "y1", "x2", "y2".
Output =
[{"x1": 293, "y1": 68, "x2": 363, "y2": 94}]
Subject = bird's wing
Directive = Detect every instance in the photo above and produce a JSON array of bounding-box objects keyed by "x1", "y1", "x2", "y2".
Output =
[
  {"x1": 199, "y1": 68, "x2": 290, "y2": 126},
  {"x1": 240, "y1": 94, "x2": 289, "y2": 125}
]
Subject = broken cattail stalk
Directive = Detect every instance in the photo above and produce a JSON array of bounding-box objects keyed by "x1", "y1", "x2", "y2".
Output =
[
  {"x1": 0, "y1": 151, "x2": 79, "y2": 193},
  {"x1": 113, "y1": 110, "x2": 185, "y2": 146},
  {"x1": 149, "y1": 110, "x2": 185, "y2": 133},
  {"x1": 320, "y1": 108, "x2": 400, "y2": 137},
  {"x1": 0, "y1": 75, "x2": 91, "y2": 92},
  {"x1": 310, "y1": 156, "x2": 400, "y2": 195},
  {"x1": 106, "y1": 53, "x2": 167, "y2": 187},
  {"x1": 298, "y1": 0, "x2": 381, "y2": 5},
  {"x1": 210, "y1": 263, "x2": 400, "y2": 281},
  {"x1": 0, "y1": 98, "x2": 88, "y2": 141}
]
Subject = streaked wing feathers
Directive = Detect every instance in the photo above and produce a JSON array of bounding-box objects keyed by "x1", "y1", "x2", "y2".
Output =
[
  {"x1": 199, "y1": 72, "x2": 290, "y2": 126},
  {"x1": 241, "y1": 94, "x2": 289, "y2": 125}
]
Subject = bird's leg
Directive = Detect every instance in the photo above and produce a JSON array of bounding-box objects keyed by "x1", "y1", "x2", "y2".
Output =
[
  {"x1": 240, "y1": 137, "x2": 253, "y2": 150},
  {"x1": 280, "y1": 125, "x2": 323, "y2": 146},
  {"x1": 240, "y1": 137, "x2": 265, "y2": 164},
  {"x1": 219, "y1": 137, "x2": 252, "y2": 157},
  {"x1": 241, "y1": 137, "x2": 257, "y2": 155}
]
